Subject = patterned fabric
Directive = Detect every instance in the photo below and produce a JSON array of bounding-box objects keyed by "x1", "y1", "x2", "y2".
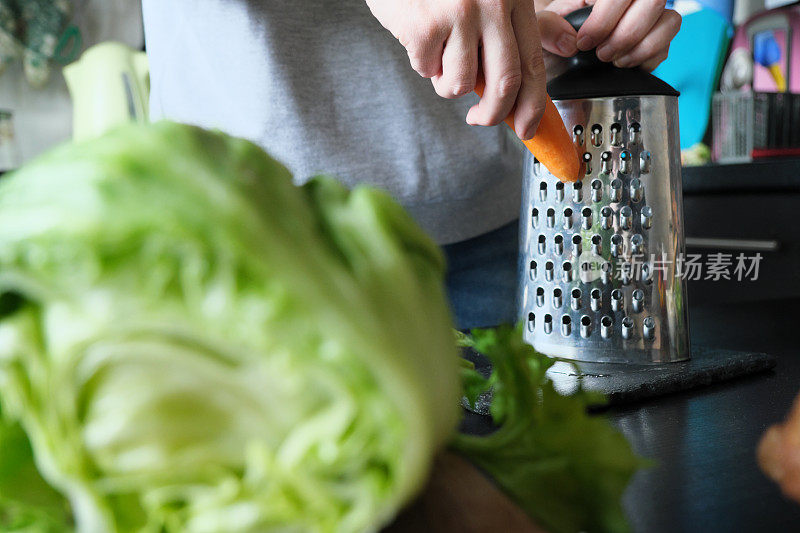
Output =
[{"x1": 0, "y1": 0, "x2": 78, "y2": 87}]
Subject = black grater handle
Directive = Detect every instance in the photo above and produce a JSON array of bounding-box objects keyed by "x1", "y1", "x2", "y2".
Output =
[
  {"x1": 565, "y1": 5, "x2": 593, "y2": 33},
  {"x1": 546, "y1": 5, "x2": 679, "y2": 100},
  {"x1": 561, "y1": 6, "x2": 605, "y2": 70}
]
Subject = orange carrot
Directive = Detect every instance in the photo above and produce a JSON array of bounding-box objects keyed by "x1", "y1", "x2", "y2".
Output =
[{"x1": 473, "y1": 79, "x2": 580, "y2": 182}]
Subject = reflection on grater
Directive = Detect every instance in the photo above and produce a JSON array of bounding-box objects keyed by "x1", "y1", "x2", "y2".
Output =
[{"x1": 516, "y1": 6, "x2": 690, "y2": 365}]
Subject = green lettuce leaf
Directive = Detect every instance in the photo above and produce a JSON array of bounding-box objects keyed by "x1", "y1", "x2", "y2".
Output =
[
  {"x1": 0, "y1": 122, "x2": 460, "y2": 532},
  {"x1": 453, "y1": 325, "x2": 644, "y2": 533},
  {"x1": 0, "y1": 402, "x2": 72, "y2": 532}
]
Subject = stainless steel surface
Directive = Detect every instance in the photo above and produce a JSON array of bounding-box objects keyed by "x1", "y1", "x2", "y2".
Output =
[
  {"x1": 518, "y1": 95, "x2": 690, "y2": 364},
  {"x1": 685, "y1": 237, "x2": 780, "y2": 252}
]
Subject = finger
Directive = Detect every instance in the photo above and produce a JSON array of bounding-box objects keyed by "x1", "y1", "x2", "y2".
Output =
[
  {"x1": 511, "y1": 7, "x2": 547, "y2": 140},
  {"x1": 466, "y1": 17, "x2": 521, "y2": 127},
  {"x1": 537, "y1": 10, "x2": 578, "y2": 57},
  {"x1": 431, "y1": 27, "x2": 479, "y2": 98},
  {"x1": 402, "y1": 18, "x2": 448, "y2": 78},
  {"x1": 612, "y1": 9, "x2": 681, "y2": 69},
  {"x1": 576, "y1": 0, "x2": 633, "y2": 51},
  {"x1": 640, "y1": 49, "x2": 670, "y2": 72},
  {"x1": 595, "y1": 0, "x2": 665, "y2": 62}
]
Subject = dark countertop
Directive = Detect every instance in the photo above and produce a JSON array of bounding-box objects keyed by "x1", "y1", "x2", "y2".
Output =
[
  {"x1": 682, "y1": 159, "x2": 800, "y2": 195},
  {"x1": 454, "y1": 298, "x2": 800, "y2": 532},
  {"x1": 610, "y1": 298, "x2": 800, "y2": 532}
]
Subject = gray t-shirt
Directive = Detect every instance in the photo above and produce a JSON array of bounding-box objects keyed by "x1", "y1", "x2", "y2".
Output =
[{"x1": 142, "y1": 0, "x2": 523, "y2": 244}]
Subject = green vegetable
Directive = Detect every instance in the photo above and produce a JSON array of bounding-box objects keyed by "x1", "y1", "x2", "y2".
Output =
[
  {"x1": 453, "y1": 325, "x2": 644, "y2": 533},
  {"x1": 0, "y1": 122, "x2": 460, "y2": 532},
  {"x1": 0, "y1": 410, "x2": 72, "y2": 531}
]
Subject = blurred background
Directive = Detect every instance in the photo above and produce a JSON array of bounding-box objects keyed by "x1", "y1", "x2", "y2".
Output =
[{"x1": 0, "y1": 0, "x2": 142, "y2": 168}]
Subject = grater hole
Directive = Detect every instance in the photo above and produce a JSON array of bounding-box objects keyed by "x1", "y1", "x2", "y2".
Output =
[
  {"x1": 538, "y1": 234, "x2": 546, "y2": 244},
  {"x1": 564, "y1": 207, "x2": 573, "y2": 218},
  {"x1": 591, "y1": 179, "x2": 603, "y2": 201},
  {"x1": 556, "y1": 181, "x2": 564, "y2": 191},
  {"x1": 642, "y1": 263, "x2": 652, "y2": 284},
  {"x1": 540, "y1": 181, "x2": 547, "y2": 191},
  {"x1": 563, "y1": 262, "x2": 572, "y2": 272},
  {"x1": 601, "y1": 150, "x2": 612, "y2": 162},
  {"x1": 601, "y1": 206, "x2": 613, "y2": 217},
  {"x1": 572, "y1": 234, "x2": 582, "y2": 246},
  {"x1": 620, "y1": 150, "x2": 632, "y2": 173},
  {"x1": 573, "y1": 181, "x2": 583, "y2": 190},
  {"x1": 536, "y1": 287, "x2": 545, "y2": 296},
  {"x1": 544, "y1": 313, "x2": 553, "y2": 334},
  {"x1": 554, "y1": 234, "x2": 564, "y2": 244},
  {"x1": 591, "y1": 234, "x2": 601, "y2": 245},
  {"x1": 630, "y1": 178, "x2": 643, "y2": 202},
  {"x1": 611, "y1": 234, "x2": 623, "y2": 245},
  {"x1": 633, "y1": 289, "x2": 644, "y2": 301},
  {"x1": 622, "y1": 316, "x2": 635, "y2": 339},
  {"x1": 529, "y1": 260, "x2": 537, "y2": 277},
  {"x1": 572, "y1": 288, "x2": 581, "y2": 298},
  {"x1": 527, "y1": 312, "x2": 535, "y2": 332},
  {"x1": 562, "y1": 314, "x2": 572, "y2": 336},
  {"x1": 581, "y1": 315, "x2": 591, "y2": 326},
  {"x1": 591, "y1": 124, "x2": 603, "y2": 146},
  {"x1": 591, "y1": 288, "x2": 601, "y2": 299},
  {"x1": 643, "y1": 316, "x2": 656, "y2": 340},
  {"x1": 601, "y1": 315, "x2": 613, "y2": 338},
  {"x1": 554, "y1": 288, "x2": 562, "y2": 297},
  {"x1": 611, "y1": 289, "x2": 622, "y2": 301},
  {"x1": 620, "y1": 206, "x2": 633, "y2": 230},
  {"x1": 582, "y1": 207, "x2": 592, "y2": 217},
  {"x1": 610, "y1": 122, "x2": 622, "y2": 144},
  {"x1": 641, "y1": 205, "x2": 653, "y2": 229},
  {"x1": 573, "y1": 124, "x2": 584, "y2": 136}
]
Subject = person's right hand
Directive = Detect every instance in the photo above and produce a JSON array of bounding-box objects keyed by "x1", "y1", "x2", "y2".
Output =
[{"x1": 365, "y1": 0, "x2": 579, "y2": 141}]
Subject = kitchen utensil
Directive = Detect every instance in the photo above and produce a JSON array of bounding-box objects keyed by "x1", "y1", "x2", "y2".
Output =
[
  {"x1": 64, "y1": 41, "x2": 149, "y2": 141},
  {"x1": 517, "y1": 6, "x2": 690, "y2": 364}
]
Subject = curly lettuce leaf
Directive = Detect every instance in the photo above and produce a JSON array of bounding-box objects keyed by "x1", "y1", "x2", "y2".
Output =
[{"x1": 453, "y1": 325, "x2": 644, "y2": 533}]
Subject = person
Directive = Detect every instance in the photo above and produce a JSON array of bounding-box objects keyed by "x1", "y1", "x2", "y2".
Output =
[{"x1": 142, "y1": 0, "x2": 680, "y2": 329}]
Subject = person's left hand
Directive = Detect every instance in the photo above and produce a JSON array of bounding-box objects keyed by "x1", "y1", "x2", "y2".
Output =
[{"x1": 536, "y1": 0, "x2": 681, "y2": 72}]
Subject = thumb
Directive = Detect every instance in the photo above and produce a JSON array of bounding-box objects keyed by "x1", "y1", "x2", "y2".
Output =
[{"x1": 537, "y1": 11, "x2": 578, "y2": 57}]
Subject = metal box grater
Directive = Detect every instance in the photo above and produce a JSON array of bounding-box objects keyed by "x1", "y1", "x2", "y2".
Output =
[{"x1": 517, "y1": 7, "x2": 690, "y2": 364}]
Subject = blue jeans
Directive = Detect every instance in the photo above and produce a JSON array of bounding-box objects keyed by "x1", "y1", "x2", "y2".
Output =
[{"x1": 442, "y1": 220, "x2": 519, "y2": 330}]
